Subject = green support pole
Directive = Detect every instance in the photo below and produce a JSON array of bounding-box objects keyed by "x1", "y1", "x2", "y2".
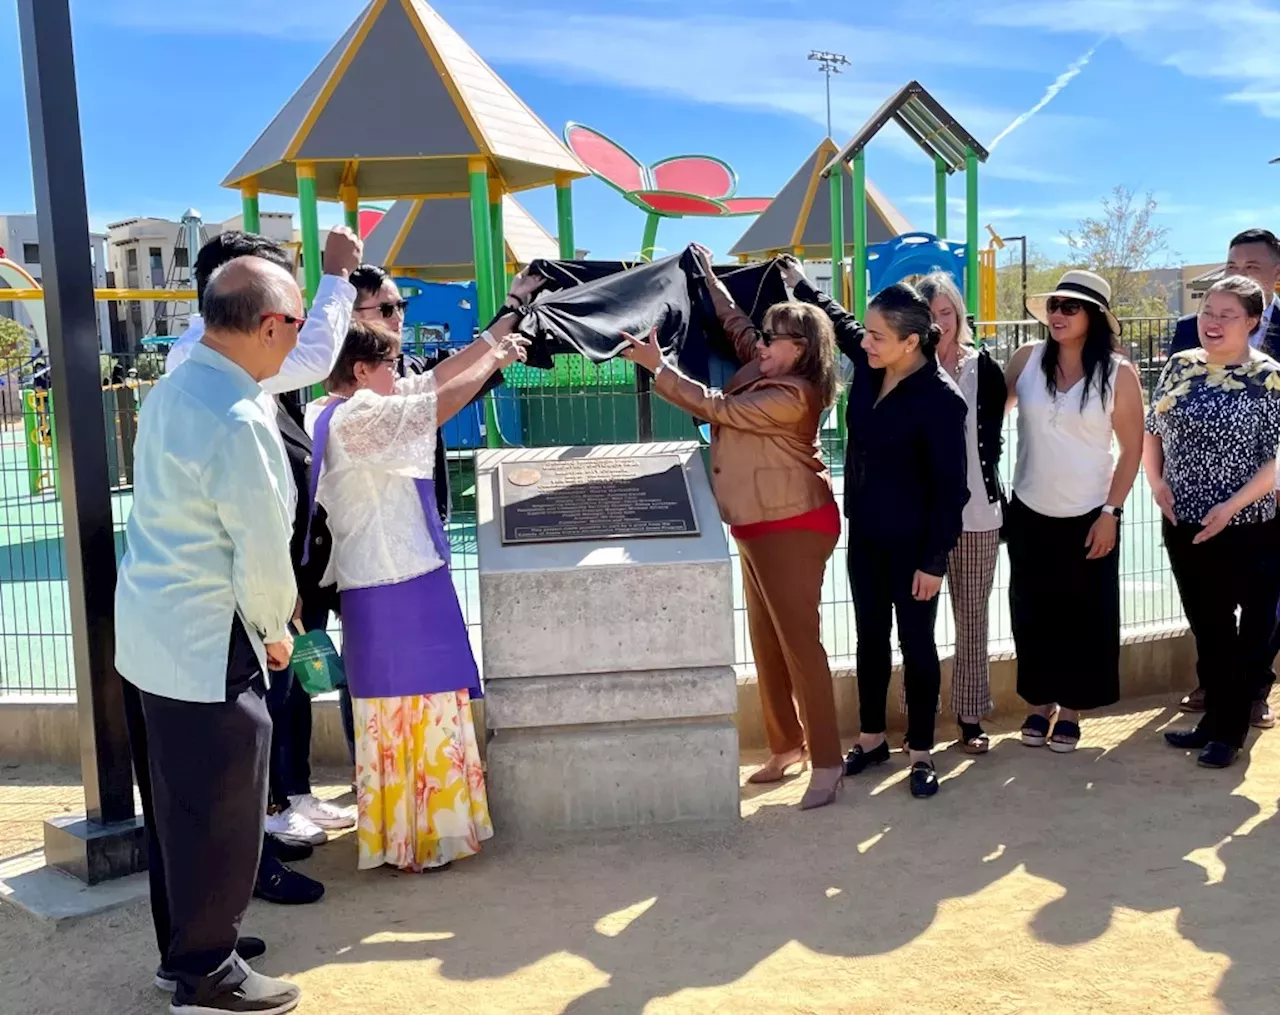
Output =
[
  {"x1": 489, "y1": 183, "x2": 507, "y2": 302},
  {"x1": 852, "y1": 153, "x2": 868, "y2": 319},
  {"x1": 241, "y1": 184, "x2": 260, "y2": 234},
  {"x1": 641, "y1": 213, "x2": 660, "y2": 262},
  {"x1": 828, "y1": 167, "x2": 844, "y2": 304},
  {"x1": 934, "y1": 155, "x2": 948, "y2": 239},
  {"x1": 343, "y1": 190, "x2": 360, "y2": 233},
  {"x1": 469, "y1": 159, "x2": 501, "y2": 449},
  {"x1": 296, "y1": 163, "x2": 321, "y2": 305},
  {"x1": 965, "y1": 147, "x2": 980, "y2": 317},
  {"x1": 555, "y1": 174, "x2": 575, "y2": 259}
]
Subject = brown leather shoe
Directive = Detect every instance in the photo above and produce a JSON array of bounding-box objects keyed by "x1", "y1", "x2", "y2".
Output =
[
  {"x1": 747, "y1": 750, "x2": 808, "y2": 784},
  {"x1": 1179, "y1": 687, "x2": 1206, "y2": 712},
  {"x1": 799, "y1": 766, "x2": 844, "y2": 810}
]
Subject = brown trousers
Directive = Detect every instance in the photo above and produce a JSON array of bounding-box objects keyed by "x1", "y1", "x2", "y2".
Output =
[{"x1": 738, "y1": 527, "x2": 842, "y2": 769}]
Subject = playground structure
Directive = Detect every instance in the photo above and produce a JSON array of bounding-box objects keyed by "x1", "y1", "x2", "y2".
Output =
[
  {"x1": 564, "y1": 123, "x2": 772, "y2": 260},
  {"x1": 219, "y1": 0, "x2": 587, "y2": 447},
  {"x1": 823, "y1": 80, "x2": 989, "y2": 317}
]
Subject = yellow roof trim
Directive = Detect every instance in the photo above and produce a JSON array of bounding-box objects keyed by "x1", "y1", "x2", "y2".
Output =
[
  {"x1": 404, "y1": 0, "x2": 490, "y2": 156},
  {"x1": 385, "y1": 200, "x2": 424, "y2": 267}
]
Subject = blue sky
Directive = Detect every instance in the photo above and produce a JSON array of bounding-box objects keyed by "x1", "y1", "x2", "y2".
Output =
[{"x1": 1, "y1": 0, "x2": 1278, "y2": 266}]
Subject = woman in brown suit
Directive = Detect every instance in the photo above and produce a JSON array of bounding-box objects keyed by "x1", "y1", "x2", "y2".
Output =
[{"x1": 622, "y1": 246, "x2": 843, "y2": 810}]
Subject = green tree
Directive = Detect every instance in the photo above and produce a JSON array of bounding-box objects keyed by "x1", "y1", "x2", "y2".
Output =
[
  {"x1": 1061, "y1": 186, "x2": 1174, "y2": 316},
  {"x1": 994, "y1": 245, "x2": 1069, "y2": 322},
  {"x1": 0, "y1": 316, "x2": 34, "y2": 374}
]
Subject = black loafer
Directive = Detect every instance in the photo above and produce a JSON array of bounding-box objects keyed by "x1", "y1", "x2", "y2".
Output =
[
  {"x1": 155, "y1": 937, "x2": 266, "y2": 992},
  {"x1": 1165, "y1": 727, "x2": 1210, "y2": 750},
  {"x1": 253, "y1": 855, "x2": 324, "y2": 906},
  {"x1": 844, "y1": 740, "x2": 891, "y2": 776},
  {"x1": 909, "y1": 761, "x2": 939, "y2": 798},
  {"x1": 1197, "y1": 742, "x2": 1239, "y2": 769},
  {"x1": 263, "y1": 834, "x2": 314, "y2": 864}
]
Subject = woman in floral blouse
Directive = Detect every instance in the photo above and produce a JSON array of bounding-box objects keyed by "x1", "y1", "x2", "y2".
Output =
[{"x1": 1145, "y1": 275, "x2": 1280, "y2": 769}]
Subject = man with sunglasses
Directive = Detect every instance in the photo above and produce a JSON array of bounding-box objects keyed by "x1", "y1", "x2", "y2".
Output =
[{"x1": 1168, "y1": 228, "x2": 1280, "y2": 726}]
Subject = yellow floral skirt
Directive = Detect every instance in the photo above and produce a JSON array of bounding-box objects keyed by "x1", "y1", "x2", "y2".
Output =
[{"x1": 353, "y1": 691, "x2": 493, "y2": 872}]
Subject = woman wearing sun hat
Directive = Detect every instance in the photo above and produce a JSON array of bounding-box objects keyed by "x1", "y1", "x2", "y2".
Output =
[{"x1": 1004, "y1": 270, "x2": 1145, "y2": 752}]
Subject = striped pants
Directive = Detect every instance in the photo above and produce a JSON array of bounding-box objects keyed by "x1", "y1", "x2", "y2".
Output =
[{"x1": 899, "y1": 528, "x2": 1000, "y2": 718}]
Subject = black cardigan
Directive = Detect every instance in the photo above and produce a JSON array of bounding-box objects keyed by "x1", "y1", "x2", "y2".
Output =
[
  {"x1": 793, "y1": 279, "x2": 969, "y2": 576},
  {"x1": 971, "y1": 348, "x2": 1006, "y2": 507}
]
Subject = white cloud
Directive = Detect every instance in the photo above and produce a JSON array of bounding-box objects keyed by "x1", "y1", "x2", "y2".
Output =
[{"x1": 978, "y1": 0, "x2": 1280, "y2": 118}]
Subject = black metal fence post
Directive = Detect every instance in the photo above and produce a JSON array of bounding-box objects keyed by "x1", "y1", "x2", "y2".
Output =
[{"x1": 18, "y1": 0, "x2": 144, "y2": 883}]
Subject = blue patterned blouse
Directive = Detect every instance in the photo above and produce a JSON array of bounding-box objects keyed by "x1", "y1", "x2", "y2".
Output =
[{"x1": 1146, "y1": 349, "x2": 1280, "y2": 526}]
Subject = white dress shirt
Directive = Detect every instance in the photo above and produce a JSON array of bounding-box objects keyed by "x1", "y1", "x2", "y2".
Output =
[
  {"x1": 307, "y1": 371, "x2": 442, "y2": 592},
  {"x1": 164, "y1": 273, "x2": 355, "y2": 394},
  {"x1": 116, "y1": 343, "x2": 297, "y2": 703},
  {"x1": 1250, "y1": 297, "x2": 1280, "y2": 349}
]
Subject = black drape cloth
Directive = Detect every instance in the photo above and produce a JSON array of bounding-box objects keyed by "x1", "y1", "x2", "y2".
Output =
[{"x1": 517, "y1": 248, "x2": 787, "y2": 385}]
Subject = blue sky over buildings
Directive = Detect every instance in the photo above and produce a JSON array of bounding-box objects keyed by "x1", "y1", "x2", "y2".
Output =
[{"x1": 0, "y1": 0, "x2": 1277, "y2": 266}]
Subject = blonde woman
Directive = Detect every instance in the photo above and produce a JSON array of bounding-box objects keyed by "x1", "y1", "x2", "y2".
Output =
[
  {"x1": 914, "y1": 272, "x2": 1007, "y2": 752},
  {"x1": 622, "y1": 246, "x2": 845, "y2": 811}
]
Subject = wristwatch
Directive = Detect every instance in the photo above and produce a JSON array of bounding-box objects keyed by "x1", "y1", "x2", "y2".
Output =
[{"x1": 1101, "y1": 504, "x2": 1123, "y2": 519}]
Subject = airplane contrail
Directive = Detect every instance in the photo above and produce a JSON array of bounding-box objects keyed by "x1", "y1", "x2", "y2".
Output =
[{"x1": 989, "y1": 40, "x2": 1104, "y2": 152}]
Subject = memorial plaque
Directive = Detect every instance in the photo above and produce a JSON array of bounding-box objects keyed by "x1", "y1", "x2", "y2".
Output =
[{"x1": 499, "y1": 454, "x2": 700, "y2": 545}]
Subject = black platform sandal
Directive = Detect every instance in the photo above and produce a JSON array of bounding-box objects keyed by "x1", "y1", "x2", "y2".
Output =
[
  {"x1": 957, "y1": 721, "x2": 990, "y2": 754},
  {"x1": 1021, "y1": 713, "x2": 1052, "y2": 747}
]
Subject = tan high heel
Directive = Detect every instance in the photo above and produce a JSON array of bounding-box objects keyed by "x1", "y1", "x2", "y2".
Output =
[
  {"x1": 800, "y1": 766, "x2": 844, "y2": 810},
  {"x1": 747, "y1": 749, "x2": 809, "y2": 784}
]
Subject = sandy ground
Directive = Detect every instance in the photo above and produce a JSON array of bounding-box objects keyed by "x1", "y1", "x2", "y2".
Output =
[{"x1": 3, "y1": 695, "x2": 1280, "y2": 1015}]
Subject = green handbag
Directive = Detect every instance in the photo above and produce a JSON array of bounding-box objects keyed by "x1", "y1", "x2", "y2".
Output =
[{"x1": 289, "y1": 621, "x2": 346, "y2": 696}]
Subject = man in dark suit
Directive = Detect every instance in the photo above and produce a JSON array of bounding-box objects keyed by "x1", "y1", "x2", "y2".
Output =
[
  {"x1": 1168, "y1": 228, "x2": 1280, "y2": 358},
  {"x1": 1171, "y1": 228, "x2": 1280, "y2": 726}
]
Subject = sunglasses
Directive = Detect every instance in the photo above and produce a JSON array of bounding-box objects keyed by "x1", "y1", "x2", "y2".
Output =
[
  {"x1": 1045, "y1": 297, "x2": 1085, "y2": 316},
  {"x1": 261, "y1": 312, "x2": 304, "y2": 330},
  {"x1": 356, "y1": 300, "x2": 410, "y2": 319},
  {"x1": 760, "y1": 329, "x2": 807, "y2": 347}
]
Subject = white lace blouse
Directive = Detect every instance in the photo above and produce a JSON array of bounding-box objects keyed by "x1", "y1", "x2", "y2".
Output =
[{"x1": 306, "y1": 371, "x2": 442, "y2": 592}]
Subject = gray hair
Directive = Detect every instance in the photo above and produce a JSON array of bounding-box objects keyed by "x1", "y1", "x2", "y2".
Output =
[
  {"x1": 915, "y1": 271, "x2": 972, "y2": 347},
  {"x1": 202, "y1": 256, "x2": 299, "y2": 335},
  {"x1": 1207, "y1": 274, "x2": 1266, "y2": 321}
]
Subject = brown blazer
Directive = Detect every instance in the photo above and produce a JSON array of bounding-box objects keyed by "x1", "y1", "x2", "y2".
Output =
[{"x1": 653, "y1": 280, "x2": 834, "y2": 527}]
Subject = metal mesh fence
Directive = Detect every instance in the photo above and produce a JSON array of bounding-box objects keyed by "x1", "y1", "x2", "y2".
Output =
[{"x1": 0, "y1": 316, "x2": 1184, "y2": 694}]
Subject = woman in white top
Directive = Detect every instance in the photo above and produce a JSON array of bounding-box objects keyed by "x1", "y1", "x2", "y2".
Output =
[
  {"x1": 910, "y1": 273, "x2": 1008, "y2": 753},
  {"x1": 1004, "y1": 271, "x2": 1144, "y2": 752},
  {"x1": 308, "y1": 285, "x2": 533, "y2": 872}
]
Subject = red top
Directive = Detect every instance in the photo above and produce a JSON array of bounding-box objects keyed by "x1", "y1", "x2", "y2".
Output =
[{"x1": 730, "y1": 500, "x2": 841, "y2": 541}]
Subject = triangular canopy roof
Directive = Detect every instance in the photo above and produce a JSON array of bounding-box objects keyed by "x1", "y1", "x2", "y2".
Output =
[
  {"x1": 825, "y1": 80, "x2": 990, "y2": 176},
  {"x1": 364, "y1": 195, "x2": 558, "y2": 281},
  {"x1": 729, "y1": 139, "x2": 912, "y2": 259},
  {"x1": 221, "y1": 0, "x2": 586, "y2": 200}
]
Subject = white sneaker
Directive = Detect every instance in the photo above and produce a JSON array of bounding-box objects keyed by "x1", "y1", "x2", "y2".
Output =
[
  {"x1": 264, "y1": 807, "x2": 327, "y2": 847},
  {"x1": 287, "y1": 793, "x2": 356, "y2": 831}
]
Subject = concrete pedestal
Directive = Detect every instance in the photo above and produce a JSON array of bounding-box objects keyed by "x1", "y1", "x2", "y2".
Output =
[{"x1": 476, "y1": 442, "x2": 739, "y2": 837}]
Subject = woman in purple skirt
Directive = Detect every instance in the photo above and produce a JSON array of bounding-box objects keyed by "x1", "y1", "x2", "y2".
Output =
[{"x1": 308, "y1": 280, "x2": 536, "y2": 871}]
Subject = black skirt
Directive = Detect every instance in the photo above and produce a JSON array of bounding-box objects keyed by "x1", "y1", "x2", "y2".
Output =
[{"x1": 1006, "y1": 495, "x2": 1121, "y2": 710}]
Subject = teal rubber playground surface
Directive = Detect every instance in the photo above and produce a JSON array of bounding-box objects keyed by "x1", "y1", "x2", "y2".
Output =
[{"x1": 0, "y1": 410, "x2": 1185, "y2": 697}]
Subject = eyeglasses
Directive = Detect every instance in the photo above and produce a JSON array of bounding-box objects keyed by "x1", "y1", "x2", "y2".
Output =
[
  {"x1": 261, "y1": 312, "x2": 304, "y2": 331},
  {"x1": 759, "y1": 329, "x2": 807, "y2": 347},
  {"x1": 1198, "y1": 309, "x2": 1248, "y2": 327},
  {"x1": 1045, "y1": 297, "x2": 1085, "y2": 316},
  {"x1": 355, "y1": 300, "x2": 410, "y2": 319}
]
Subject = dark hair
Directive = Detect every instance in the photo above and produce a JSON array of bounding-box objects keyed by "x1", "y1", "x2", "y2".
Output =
[
  {"x1": 349, "y1": 264, "x2": 390, "y2": 301},
  {"x1": 202, "y1": 257, "x2": 297, "y2": 335},
  {"x1": 1040, "y1": 302, "x2": 1117, "y2": 409},
  {"x1": 194, "y1": 231, "x2": 291, "y2": 308},
  {"x1": 1229, "y1": 228, "x2": 1280, "y2": 262},
  {"x1": 326, "y1": 319, "x2": 402, "y2": 392},
  {"x1": 868, "y1": 282, "x2": 942, "y2": 357},
  {"x1": 1207, "y1": 274, "x2": 1266, "y2": 321},
  {"x1": 761, "y1": 301, "x2": 840, "y2": 408}
]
